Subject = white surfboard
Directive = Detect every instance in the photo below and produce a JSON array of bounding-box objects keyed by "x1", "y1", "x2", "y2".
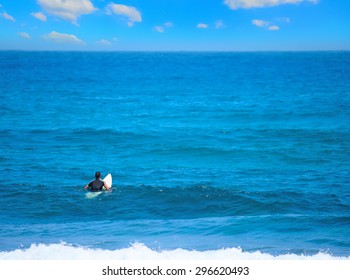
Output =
[
  {"x1": 102, "y1": 173, "x2": 112, "y2": 190},
  {"x1": 85, "y1": 173, "x2": 112, "y2": 199}
]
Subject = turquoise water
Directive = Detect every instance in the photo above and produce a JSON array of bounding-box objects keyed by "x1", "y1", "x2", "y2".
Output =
[{"x1": 0, "y1": 51, "x2": 349, "y2": 259}]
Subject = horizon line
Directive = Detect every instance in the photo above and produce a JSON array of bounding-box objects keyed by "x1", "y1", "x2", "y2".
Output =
[{"x1": 1, "y1": 49, "x2": 349, "y2": 53}]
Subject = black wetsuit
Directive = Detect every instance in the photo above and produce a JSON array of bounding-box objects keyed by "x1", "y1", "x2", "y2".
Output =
[{"x1": 88, "y1": 179, "x2": 104, "y2": 191}]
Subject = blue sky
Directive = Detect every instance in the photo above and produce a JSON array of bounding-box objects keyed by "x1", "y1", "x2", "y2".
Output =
[{"x1": 0, "y1": 0, "x2": 349, "y2": 51}]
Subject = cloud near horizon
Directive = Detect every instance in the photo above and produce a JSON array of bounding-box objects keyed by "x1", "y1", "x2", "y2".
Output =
[
  {"x1": 18, "y1": 32, "x2": 31, "y2": 39},
  {"x1": 224, "y1": 0, "x2": 319, "y2": 9},
  {"x1": 96, "y1": 39, "x2": 113, "y2": 46},
  {"x1": 106, "y1": 3, "x2": 142, "y2": 27},
  {"x1": 37, "y1": 0, "x2": 96, "y2": 24},
  {"x1": 44, "y1": 31, "x2": 85, "y2": 45}
]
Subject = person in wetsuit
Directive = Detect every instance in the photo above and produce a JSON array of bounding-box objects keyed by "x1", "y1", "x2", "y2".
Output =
[{"x1": 84, "y1": 171, "x2": 111, "y2": 191}]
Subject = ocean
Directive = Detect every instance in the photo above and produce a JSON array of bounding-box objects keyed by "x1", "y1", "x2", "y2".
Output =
[{"x1": 0, "y1": 51, "x2": 349, "y2": 260}]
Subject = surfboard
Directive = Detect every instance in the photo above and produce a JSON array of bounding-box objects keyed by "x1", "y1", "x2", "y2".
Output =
[
  {"x1": 102, "y1": 173, "x2": 112, "y2": 190},
  {"x1": 85, "y1": 173, "x2": 112, "y2": 199}
]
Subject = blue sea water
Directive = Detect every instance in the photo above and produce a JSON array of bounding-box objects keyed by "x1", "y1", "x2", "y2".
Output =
[{"x1": 0, "y1": 51, "x2": 349, "y2": 259}]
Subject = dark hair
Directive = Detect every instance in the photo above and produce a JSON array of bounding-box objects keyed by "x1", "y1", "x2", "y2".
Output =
[{"x1": 95, "y1": 171, "x2": 101, "y2": 179}]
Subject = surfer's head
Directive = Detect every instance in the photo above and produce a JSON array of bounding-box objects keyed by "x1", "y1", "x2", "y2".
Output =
[{"x1": 95, "y1": 171, "x2": 101, "y2": 179}]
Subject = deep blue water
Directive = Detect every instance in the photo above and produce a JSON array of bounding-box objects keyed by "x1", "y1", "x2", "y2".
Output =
[{"x1": 0, "y1": 51, "x2": 349, "y2": 258}]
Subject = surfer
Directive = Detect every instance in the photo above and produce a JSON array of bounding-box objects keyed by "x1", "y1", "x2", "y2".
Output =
[{"x1": 84, "y1": 171, "x2": 111, "y2": 191}]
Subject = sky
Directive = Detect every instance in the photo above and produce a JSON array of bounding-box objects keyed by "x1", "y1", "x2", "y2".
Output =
[{"x1": 0, "y1": 0, "x2": 349, "y2": 51}]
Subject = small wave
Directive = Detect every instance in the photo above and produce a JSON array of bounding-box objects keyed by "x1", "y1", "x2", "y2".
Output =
[{"x1": 0, "y1": 242, "x2": 347, "y2": 260}]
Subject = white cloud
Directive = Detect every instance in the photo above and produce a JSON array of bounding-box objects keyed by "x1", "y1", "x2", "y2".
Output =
[
  {"x1": 106, "y1": 3, "x2": 142, "y2": 27},
  {"x1": 37, "y1": 0, "x2": 96, "y2": 24},
  {"x1": 224, "y1": 0, "x2": 318, "y2": 9},
  {"x1": 44, "y1": 31, "x2": 85, "y2": 45},
  {"x1": 197, "y1": 23, "x2": 209, "y2": 29},
  {"x1": 153, "y1": 26, "x2": 164, "y2": 33},
  {"x1": 153, "y1": 22, "x2": 173, "y2": 33},
  {"x1": 0, "y1": 12, "x2": 16, "y2": 22},
  {"x1": 268, "y1": 25, "x2": 280, "y2": 30},
  {"x1": 252, "y1": 19, "x2": 280, "y2": 31},
  {"x1": 252, "y1": 19, "x2": 269, "y2": 28},
  {"x1": 96, "y1": 39, "x2": 112, "y2": 46},
  {"x1": 18, "y1": 32, "x2": 31, "y2": 39},
  {"x1": 31, "y1": 12, "x2": 47, "y2": 22}
]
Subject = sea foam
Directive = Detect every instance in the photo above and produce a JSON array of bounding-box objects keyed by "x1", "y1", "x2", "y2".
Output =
[{"x1": 0, "y1": 243, "x2": 347, "y2": 260}]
